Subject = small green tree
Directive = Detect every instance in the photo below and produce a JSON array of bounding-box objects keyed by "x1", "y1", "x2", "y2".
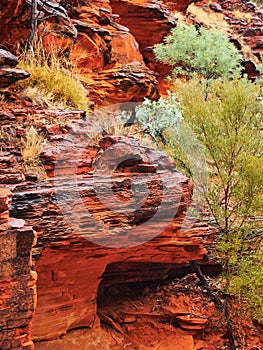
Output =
[
  {"x1": 173, "y1": 78, "x2": 263, "y2": 323},
  {"x1": 118, "y1": 78, "x2": 263, "y2": 328},
  {"x1": 154, "y1": 24, "x2": 243, "y2": 80}
]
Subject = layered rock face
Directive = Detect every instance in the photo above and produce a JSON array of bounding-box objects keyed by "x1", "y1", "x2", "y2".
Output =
[
  {"x1": 9, "y1": 129, "x2": 215, "y2": 342},
  {"x1": 1, "y1": 0, "x2": 263, "y2": 348},
  {"x1": 0, "y1": 188, "x2": 37, "y2": 350},
  {"x1": 215, "y1": 0, "x2": 263, "y2": 57},
  {"x1": 0, "y1": 0, "x2": 172, "y2": 105},
  {"x1": 0, "y1": 105, "x2": 216, "y2": 346},
  {"x1": 0, "y1": 49, "x2": 29, "y2": 88}
]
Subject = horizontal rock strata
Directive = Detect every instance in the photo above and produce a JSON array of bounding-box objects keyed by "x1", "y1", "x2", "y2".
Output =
[
  {"x1": 3, "y1": 122, "x2": 216, "y2": 342},
  {"x1": 0, "y1": 103, "x2": 217, "y2": 345},
  {"x1": 0, "y1": 188, "x2": 37, "y2": 350}
]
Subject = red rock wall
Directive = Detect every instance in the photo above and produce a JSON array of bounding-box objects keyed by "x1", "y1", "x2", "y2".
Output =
[
  {"x1": 0, "y1": 0, "x2": 170, "y2": 105},
  {"x1": 0, "y1": 103, "x2": 217, "y2": 346},
  {"x1": 6, "y1": 130, "x2": 215, "y2": 342},
  {"x1": 0, "y1": 189, "x2": 37, "y2": 350},
  {"x1": 162, "y1": 0, "x2": 195, "y2": 12},
  {"x1": 1, "y1": 0, "x2": 263, "y2": 348},
  {"x1": 110, "y1": 0, "x2": 176, "y2": 50},
  {"x1": 1, "y1": 0, "x2": 262, "y2": 104}
]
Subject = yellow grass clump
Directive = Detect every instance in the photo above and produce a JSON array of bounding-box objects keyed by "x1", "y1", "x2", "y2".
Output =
[
  {"x1": 18, "y1": 43, "x2": 89, "y2": 111},
  {"x1": 187, "y1": 4, "x2": 229, "y2": 31}
]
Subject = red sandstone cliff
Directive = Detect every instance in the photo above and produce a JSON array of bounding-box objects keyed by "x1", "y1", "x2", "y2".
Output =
[
  {"x1": 0, "y1": 103, "x2": 217, "y2": 347},
  {"x1": 0, "y1": 188, "x2": 37, "y2": 350},
  {"x1": 1, "y1": 0, "x2": 262, "y2": 106},
  {"x1": 1, "y1": 1, "x2": 263, "y2": 349}
]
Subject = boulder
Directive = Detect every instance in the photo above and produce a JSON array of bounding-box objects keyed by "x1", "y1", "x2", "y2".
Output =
[
  {"x1": 0, "y1": 49, "x2": 18, "y2": 67},
  {"x1": 0, "y1": 67, "x2": 30, "y2": 88}
]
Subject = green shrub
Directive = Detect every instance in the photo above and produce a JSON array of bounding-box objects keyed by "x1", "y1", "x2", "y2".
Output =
[
  {"x1": 174, "y1": 78, "x2": 263, "y2": 232},
  {"x1": 117, "y1": 95, "x2": 208, "y2": 220},
  {"x1": 117, "y1": 94, "x2": 183, "y2": 143},
  {"x1": 154, "y1": 24, "x2": 243, "y2": 80},
  {"x1": 120, "y1": 78, "x2": 263, "y2": 321},
  {"x1": 227, "y1": 247, "x2": 263, "y2": 322},
  {"x1": 173, "y1": 77, "x2": 263, "y2": 320}
]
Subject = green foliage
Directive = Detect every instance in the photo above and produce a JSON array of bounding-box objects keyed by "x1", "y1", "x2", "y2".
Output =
[
  {"x1": 117, "y1": 94, "x2": 183, "y2": 143},
  {"x1": 116, "y1": 75, "x2": 263, "y2": 322},
  {"x1": 123, "y1": 78, "x2": 263, "y2": 321},
  {"x1": 172, "y1": 77, "x2": 263, "y2": 320},
  {"x1": 216, "y1": 228, "x2": 263, "y2": 322},
  {"x1": 19, "y1": 45, "x2": 89, "y2": 111},
  {"x1": 227, "y1": 246, "x2": 263, "y2": 322},
  {"x1": 174, "y1": 78, "x2": 263, "y2": 230},
  {"x1": 154, "y1": 24, "x2": 243, "y2": 79}
]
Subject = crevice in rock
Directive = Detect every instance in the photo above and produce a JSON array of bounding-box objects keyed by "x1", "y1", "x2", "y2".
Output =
[
  {"x1": 95, "y1": 261, "x2": 223, "y2": 349},
  {"x1": 97, "y1": 261, "x2": 222, "y2": 319}
]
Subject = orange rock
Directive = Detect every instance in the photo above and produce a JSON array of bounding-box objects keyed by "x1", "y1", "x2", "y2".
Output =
[
  {"x1": 1, "y1": 132, "x2": 215, "y2": 341},
  {"x1": 0, "y1": 68, "x2": 30, "y2": 88},
  {"x1": 162, "y1": 0, "x2": 194, "y2": 13},
  {"x1": 110, "y1": 0, "x2": 176, "y2": 50},
  {"x1": 122, "y1": 316, "x2": 136, "y2": 323},
  {"x1": 0, "y1": 188, "x2": 12, "y2": 216},
  {"x1": 0, "y1": 217, "x2": 37, "y2": 349},
  {"x1": 177, "y1": 315, "x2": 208, "y2": 331}
]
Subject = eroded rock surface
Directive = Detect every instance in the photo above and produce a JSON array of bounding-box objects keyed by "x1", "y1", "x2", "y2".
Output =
[
  {"x1": 1, "y1": 1, "x2": 263, "y2": 349},
  {"x1": 0, "y1": 0, "x2": 173, "y2": 105},
  {"x1": 0, "y1": 49, "x2": 29, "y2": 88},
  {"x1": 1, "y1": 0, "x2": 263, "y2": 102},
  {"x1": 110, "y1": 0, "x2": 176, "y2": 50},
  {"x1": 0, "y1": 106, "x2": 216, "y2": 346},
  {"x1": 0, "y1": 188, "x2": 37, "y2": 350},
  {"x1": 187, "y1": 0, "x2": 263, "y2": 69},
  {"x1": 10, "y1": 132, "x2": 215, "y2": 341}
]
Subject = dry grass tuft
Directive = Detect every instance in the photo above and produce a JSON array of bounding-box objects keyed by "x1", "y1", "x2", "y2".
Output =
[
  {"x1": 89, "y1": 110, "x2": 158, "y2": 149},
  {"x1": 233, "y1": 10, "x2": 252, "y2": 23},
  {"x1": 21, "y1": 126, "x2": 46, "y2": 163},
  {"x1": 20, "y1": 126, "x2": 47, "y2": 179},
  {"x1": 0, "y1": 124, "x2": 47, "y2": 180},
  {"x1": 171, "y1": 11, "x2": 187, "y2": 24},
  {"x1": 187, "y1": 4, "x2": 229, "y2": 31},
  {"x1": 18, "y1": 42, "x2": 89, "y2": 111}
]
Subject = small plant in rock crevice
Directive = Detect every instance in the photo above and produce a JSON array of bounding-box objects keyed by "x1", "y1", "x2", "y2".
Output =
[
  {"x1": 20, "y1": 126, "x2": 46, "y2": 164},
  {"x1": 0, "y1": 124, "x2": 47, "y2": 180},
  {"x1": 20, "y1": 125, "x2": 47, "y2": 180},
  {"x1": 117, "y1": 94, "x2": 183, "y2": 144}
]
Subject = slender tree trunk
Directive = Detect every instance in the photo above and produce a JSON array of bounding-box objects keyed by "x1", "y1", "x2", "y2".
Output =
[{"x1": 27, "y1": 0, "x2": 38, "y2": 52}]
